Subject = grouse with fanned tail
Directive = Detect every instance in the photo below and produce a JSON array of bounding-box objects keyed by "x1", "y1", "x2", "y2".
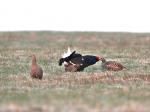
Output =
[{"x1": 59, "y1": 48, "x2": 100, "y2": 72}]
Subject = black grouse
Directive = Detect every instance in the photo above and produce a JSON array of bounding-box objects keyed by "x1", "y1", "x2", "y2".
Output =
[{"x1": 59, "y1": 49, "x2": 100, "y2": 72}]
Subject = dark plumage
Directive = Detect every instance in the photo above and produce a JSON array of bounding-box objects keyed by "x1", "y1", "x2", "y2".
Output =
[
  {"x1": 59, "y1": 51, "x2": 100, "y2": 72},
  {"x1": 100, "y1": 57, "x2": 126, "y2": 71},
  {"x1": 30, "y1": 54, "x2": 43, "y2": 79},
  {"x1": 59, "y1": 51, "x2": 82, "y2": 66}
]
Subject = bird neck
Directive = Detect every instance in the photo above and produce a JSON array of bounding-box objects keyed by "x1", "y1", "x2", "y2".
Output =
[
  {"x1": 101, "y1": 58, "x2": 106, "y2": 63},
  {"x1": 32, "y1": 56, "x2": 37, "y2": 66}
]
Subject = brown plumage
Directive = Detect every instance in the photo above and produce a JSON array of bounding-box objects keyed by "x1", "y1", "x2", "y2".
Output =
[
  {"x1": 100, "y1": 57, "x2": 126, "y2": 71},
  {"x1": 30, "y1": 54, "x2": 43, "y2": 79},
  {"x1": 64, "y1": 62, "x2": 81, "y2": 72}
]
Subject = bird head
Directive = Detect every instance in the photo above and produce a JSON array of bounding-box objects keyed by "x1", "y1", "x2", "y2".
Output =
[
  {"x1": 97, "y1": 56, "x2": 106, "y2": 62},
  {"x1": 95, "y1": 56, "x2": 101, "y2": 61},
  {"x1": 29, "y1": 54, "x2": 37, "y2": 65}
]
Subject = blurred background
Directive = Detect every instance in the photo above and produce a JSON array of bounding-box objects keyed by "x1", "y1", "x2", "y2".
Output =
[
  {"x1": 0, "y1": 0, "x2": 150, "y2": 32},
  {"x1": 0, "y1": 0, "x2": 150, "y2": 112}
]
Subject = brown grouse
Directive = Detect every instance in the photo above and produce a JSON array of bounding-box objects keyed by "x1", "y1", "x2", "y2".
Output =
[
  {"x1": 30, "y1": 54, "x2": 43, "y2": 79},
  {"x1": 99, "y1": 57, "x2": 126, "y2": 71}
]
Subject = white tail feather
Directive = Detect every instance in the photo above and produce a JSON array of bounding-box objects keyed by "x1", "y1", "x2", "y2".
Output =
[{"x1": 62, "y1": 47, "x2": 72, "y2": 58}]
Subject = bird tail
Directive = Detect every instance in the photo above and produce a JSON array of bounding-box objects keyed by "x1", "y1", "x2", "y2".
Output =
[
  {"x1": 62, "y1": 47, "x2": 72, "y2": 58},
  {"x1": 59, "y1": 58, "x2": 65, "y2": 66}
]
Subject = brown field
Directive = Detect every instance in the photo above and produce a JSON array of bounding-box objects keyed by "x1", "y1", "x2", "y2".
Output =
[{"x1": 0, "y1": 31, "x2": 150, "y2": 112}]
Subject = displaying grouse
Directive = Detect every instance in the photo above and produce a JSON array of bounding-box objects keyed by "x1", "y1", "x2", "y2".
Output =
[
  {"x1": 30, "y1": 54, "x2": 43, "y2": 79},
  {"x1": 59, "y1": 48, "x2": 100, "y2": 72},
  {"x1": 99, "y1": 57, "x2": 126, "y2": 71}
]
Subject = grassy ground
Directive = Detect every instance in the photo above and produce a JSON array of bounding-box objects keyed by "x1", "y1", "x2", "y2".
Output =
[{"x1": 0, "y1": 31, "x2": 150, "y2": 112}]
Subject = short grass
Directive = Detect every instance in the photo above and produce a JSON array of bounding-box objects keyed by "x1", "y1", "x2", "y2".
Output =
[{"x1": 0, "y1": 31, "x2": 150, "y2": 112}]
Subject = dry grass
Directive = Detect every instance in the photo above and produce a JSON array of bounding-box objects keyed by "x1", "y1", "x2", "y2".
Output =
[{"x1": 0, "y1": 31, "x2": 150, "y2": 112}]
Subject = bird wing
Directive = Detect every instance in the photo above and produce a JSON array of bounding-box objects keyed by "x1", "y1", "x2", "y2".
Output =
[
  {"x1": 65, "y1": 63, "x2": 82, "y2": 72},
  {"x1": 105, "y1": 61, "x2": 124, "y2": 70},
  {"x1": 66, "y1": 51, "x2": 82, "y2": 61},
  {"x1": 64, "y1": 57, "x2": 84, "y2": 71},
  {"x1": 30, "y1": 65, "x2": 43, "y2": 79},
  {"x1": 59, "y1": 51, "x2": 82, "y2": 66},
  {"x1": 38, "y1": 66, "x2": 43, "y2": 74},
  {"x1": 69, "y1": 56, "x2": 84, "y2": 64}
]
